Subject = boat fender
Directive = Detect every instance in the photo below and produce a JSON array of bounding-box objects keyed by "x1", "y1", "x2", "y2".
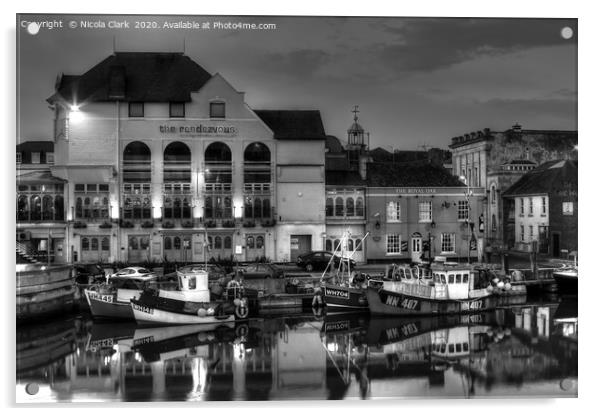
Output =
[
  {"x1": 207, "y1": 307, "x2": 215, "y2": 316},
  {"x1": 496, "y1": 281, "x2": 505, "y2": 289},
  {"x1": 486, "y1": 285, "x2": 493, "y2": 293},
  {"x1": 235, "y1": 303, "x2": 249, "y2": 319},
  {"x1": 233, "y1": 298, "x2": 242, "y2": 307},
  {"x1": 197, "y1": 308, "x2": 207, "y2": 317},
  {"x1": 492, "y1": 277, "x2": 500, "y2": 284},
  {"x1": 504, "y1": 282, "x2": 512, "y2": 291},
  {"x1": 312, "y1": 294, "x2": 324, "y2": 308}
]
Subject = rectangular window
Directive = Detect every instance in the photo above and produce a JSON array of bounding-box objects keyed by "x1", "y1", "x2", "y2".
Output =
[
  {"x1": 31, "y1": 152, "x2": 40, "y2": 164},
  {"x1": 458, "y1": 200, "x2": 469, "y2": 221},
  {"x1": 128, "y1": 102, "x2": 144, "y2": 117},
  {"x1": 210, "y1": 102, "x2": 226, "y2": 118},
  {"x1": 16, "y1": 152, "x2": 21, "y2": 164},
  {"x1": 387, "y1": 201, "x2": 401, "y2": 222},
  {"x1": 386, "y1": 234, "x2": 400, "y2": 254},
  {"x1": 441, "y1": 233, "x2": 456, "y2": 253},
  {"x1": 418, "y1": 201, "x2": 432, "y2": 222},
  {"x1": 542, "y1": 197, "x2": 547, "y2": 215},
  {"x1": 520, "y1": 225, "x2": 525, "y2": 241},
  {"x1": 46, "y1": 152, "x2": 54, "y2": 164},
  {"x1": 169, "y1": 102, "x2": 185, "y2": 118},
  {"x1": 529, "y1": 225, "x2": 534, "y2": 240},
  {"x1": 520, "y1": 198, "x2": 525, "y2": 215},
  {"x1": 562, "y1": 202, "x2": 574, "y2": 216},
  {"x1": 529, "y1": 197, "x2": 534, "y2": 215}
]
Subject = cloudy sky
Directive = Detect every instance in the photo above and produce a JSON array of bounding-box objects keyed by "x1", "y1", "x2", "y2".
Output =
[{"x1": 17, "y1": 15, "x2": 577, "y2": 150}]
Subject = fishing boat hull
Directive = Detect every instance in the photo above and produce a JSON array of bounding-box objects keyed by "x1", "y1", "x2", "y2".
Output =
[
  {"x1": 366, "y1": 287, "x2": 496, "y2": 316},
  {"x1": 321, "y1": 284, "x2": 369, "y2": 311},
  {"x1": 553, "y1": 270, "x2": 578, "y2": 294},
  {"x1": 130, "y1": 298, "x2": 235, "y2": 325},
  {"x1": 84, "y1": 289, "x2": 137, "y2": 320}
]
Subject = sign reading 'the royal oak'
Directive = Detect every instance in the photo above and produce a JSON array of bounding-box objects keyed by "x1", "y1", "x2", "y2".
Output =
[{"x1": 159, "y1": 124, "x2": 238, "y2": 137}]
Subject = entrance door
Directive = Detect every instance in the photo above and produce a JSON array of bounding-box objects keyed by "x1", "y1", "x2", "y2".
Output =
[
  {"x1": 163, "y1": 235, "x2": 192, "y2": 262},
  {"x1": 245, "y1": 234, "x2": 266, "y2": 261},
  {"x1": 128, "y1": 235, "x2": 150, "y2": 263},
  {"x1": 81, "y1": 236, "x2": 111, "y2": 263},
  {"x1": 411, "y1": 233, "x2": 423, "y2": 263},
  {"x1": 551, "y1": 232, "x2": 561, "y2": 258},
  {"x1": 290, "y1": 234, "x2": 311, "y2": 262}
]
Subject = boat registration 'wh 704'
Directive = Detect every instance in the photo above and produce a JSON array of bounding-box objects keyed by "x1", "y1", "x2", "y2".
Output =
[{"x1": 325, "y1": 288, "x2": 350, "y2": 299}]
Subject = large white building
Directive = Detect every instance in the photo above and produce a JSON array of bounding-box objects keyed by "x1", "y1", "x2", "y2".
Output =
[{"x1": 17, "y1": 52, "x2": 327, "y2": 264}]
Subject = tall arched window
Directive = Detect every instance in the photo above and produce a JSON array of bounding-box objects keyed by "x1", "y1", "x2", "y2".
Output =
[
  {"x1": 262, "y1": 199, "x2": 271, "y2": 218},
  {"x1": 30, "y1": 196, "x2": 41, "y2": 221},
  {"x1": 253, "y1": 198, "x2": 262, "y2": 219},
  {"x1": 348, "y1": 239, "x2": 354, "y2": 252},
  {"x1": 123, "y1": 141, "x2": 151, "y2": 183},
  {"x1": 205, "y1": 142, "x2": 232, "y2": 219},
  {"x1": 244, "y1": 142, "x2": 271, "y2": 185},
  {"x1": 163, "y1": 141, "x2": 191, "y2": 183},
  {"x1": 325, "y1": 239, "x2": 332, "y2": 252},
  {"x1": 334, "y1": 239, "x2": 341, "y2": 252},
  {"x1": 101, "y1": 237, "x2": 110, "y2": 251},
  {"x1": 256, "y1": 236, "x2": 264, "y2": 249},
  {"x1": 164, "y1": 237, "x2": 172, "y2": 250},
  {"x1": 174, "y1": 237, "x2": 181, "y2": 250},
  {"x1": 325, "y1": 198, "x2": 334, "y2": 217},
  {"x1": 17, "y1": 195, "x2": 29, "y2": 221},
  {"x1": 355, "y1": 197, "x2": 364, "y2": 217},
  {"x1": 355, "y1": 239, "x2": 363, "y2": 251},
  {"x1": 490, "y1": 185, "x2": 497, "y2": 204},
  {"x1": 81, "y1": 237, "x2": 89, "y2": 251},
  {"x1": 42, "y1": 195, "x2": 53, "y2": 220},
  {"x1": 346, "y1": 197, "x2": 355, "y2": 217},
  {"x1": 335, "y1": 197, "x2": 344, "y2": 216},
  {"x1": 91, "y1": 238, "x2": 99, "y2": 251},
  {"x1": 224, "y1": 236, "x2": 232, "y2": 249},
  {"x1": 214, "y1": 236, "x2": 222, "y2": 249}
]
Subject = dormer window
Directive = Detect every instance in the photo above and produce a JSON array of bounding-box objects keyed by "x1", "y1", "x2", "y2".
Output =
[
  {"x1": 210, "y1": 102, "x2": 226, "y2": 118},
  {"x1": 169, "y1": 102, "x2": 185, "y2": 118},
  {"x1": 129, "y1": 102, "x2": 144, "y2": 117}
]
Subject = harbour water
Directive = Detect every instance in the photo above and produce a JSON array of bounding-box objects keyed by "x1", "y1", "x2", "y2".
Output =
[{"x1": 16, "y1": 295, "x2": 577, "y2": 402}]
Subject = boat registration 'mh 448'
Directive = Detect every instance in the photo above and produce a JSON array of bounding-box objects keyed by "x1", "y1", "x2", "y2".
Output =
[{"x1": 366, "y1": 263, "x2": 500, "y2": 316}]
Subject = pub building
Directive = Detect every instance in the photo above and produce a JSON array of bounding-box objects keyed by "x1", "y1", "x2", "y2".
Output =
[{"x1": 36, "y1": 51, "x2": 326, "y2": 263}]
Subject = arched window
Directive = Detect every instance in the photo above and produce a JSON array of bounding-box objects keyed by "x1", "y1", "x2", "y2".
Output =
[
  {"x1": 91, "y1": 238, "x2": 99, "y2": 251},
  {"x1": 17, "y1": 195, "x2": 29, "y2": 221},
  {"x1": 325, "y1": 239, "x2": 332, "y2": 252},
  {"x1": 355, "y1": 197, "x2": 364, "y2": 217},
  {"x1": 244, "y1": 142, "x2": 271, "y2": 185},
  {"x1": 244, "y1": 142, "x2": 271, "y2": 163},
  {"x1": 205, "y1": 142, "x2": 232, "y2": 163},
  {"x1": 253, "y1": 198, "x2": 262, "y2": 219},
  {"x1": 207, "y1": 236, "x2": 213, "y2": 250},
  {"x1": 224, "y1": 196, "x2": 232, "y2": 218},
  {"x1": 346, "y1": 198, "x2": 355, "y2": 217},
  {"x1": 164, "y1": 237, "x2": 172, "y2": 250},
  {"x1": 244, "y1": 196, "x2": 253, "y2": 219},
  {"x1": 262, "y1": 199, "x2": 271, "y2": 218},
  {"x1": 84, "y1": 197, "x2": 91, "y2": 218},
  {"x1": 224, "y1": 236, "x2": 232, "y2": 249},
  {"x1": 129, "y1": 236, "x2": 138, "y2": 250},
  {"x1": 490, "y1": 185, "x2": 497, "y2": 204},
  {"x1": 325, "y1": 198, "x2": 334, "y2": 217},
  {"x1": 101, "y1": 237, "x2": 110, "y2": 251},
  {"x1": 81, "y1": 237, "x2": 89, "y2": 251},
  {"x1": 348, "y1": 239, "x2": 354, "y2": 252},
  {"x1": 334, "y1": 239, "x2": 341, "y2": 252},
  {"x1": 163, "y1": 141, "x2": 191, "y2": 183},
  {"x1": 182, "y1": 198, "x2": 191, "y2": 219},
  {"x1": 355, "y1": 239, "x2": 363, "y2": 251},
  {"x1": 204, "y1": 196, "x2": 213, "y2": 219},
  {"x1": 30, "y1": 196, "x2": 41, "y2": 221},
  {"x1": 247, "y1": 236, "x2": 255, "y2": 249},
  {"x1": 256, "y1": 236, "x2": 264, "y2": 249},
  {"x1": 42, "y1": 195, "x2": 54, "y2": 220},
  {"x1": 123, "y1": 141, "x2": 151, "y2": 183},
  {"x1": 173, "y1": 198, "x2": 182, "y2": 219},
  {"x1": 335, "y1": 197, "x2": 344, "y2": 216},
  {"x1": 173, "y1": 237, "x2": 181, "y2": 250},
  {"x1": 75, "y1": 197, "x2": 83, "y2": 218},
  {"x1": 214, "y1": 236, "x2": 222, "y2": 249}
]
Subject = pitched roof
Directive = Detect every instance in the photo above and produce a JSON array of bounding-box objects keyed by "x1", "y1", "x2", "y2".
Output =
[
  {"x1": 16, "y1": 171, "x2": 67, "y2": 184},
  {"x1": 326, "y1": 170, "x2": 365, "y2": 186},
  {"x1": 16, "y1": 141, "x2": 54, "y2": 152},
  {"x1": 365, "y1": 162, "x2": 466, "y2": 187},
  {"x1": 325, "y1": 135, "x2": 344, "y2": 153},
  {"x1": 503, "y1": 159, "x2": 578, "y2": 197},
  {"x1": 48, "y1": 52, "x2": 213, "y2": 104},
  {"x1": 254, "y1": 110, "x2": 326, "y2": 140},
  {"x1": 504, "y1": 159, "x2": 537, "y2": 165}
]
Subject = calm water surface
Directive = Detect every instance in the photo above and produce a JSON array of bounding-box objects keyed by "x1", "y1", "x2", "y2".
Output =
[{"x1": 16, "y1": 296, "x2": 577, "y2": 402}]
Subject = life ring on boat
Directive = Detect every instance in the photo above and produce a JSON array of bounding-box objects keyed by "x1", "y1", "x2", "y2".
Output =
[
  {"x1": 87, "y1": 284, "x2": 99, "y2": 292},
  {"x1": 236, "y1": 324, "x2": 249, "y2": 338},
  {"x1": 227, "y1": 279, "x2": 241, "y2": 289},
  {"x1": 235, "y1": 301, "x2": 249, "y2": 319}
]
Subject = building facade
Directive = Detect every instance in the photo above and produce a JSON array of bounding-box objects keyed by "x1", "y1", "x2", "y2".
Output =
[
  {"x1": 449, "y1": 124, "x2": 577, "y2": 251},
  {"x1": 22, "y1": 52, "x2": 326, "y2": 264}
]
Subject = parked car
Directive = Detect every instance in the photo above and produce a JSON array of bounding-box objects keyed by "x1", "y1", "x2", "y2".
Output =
[
  {"x1": 164, "y1": 263, "x2": 228, "y2": 282},
  {"x1": 109, "y1": 266, "x2": 157, "y2": 280},
  {"x1": 296, "y1": 251, "x2": 356, "y2": 272},
  {"x1": 73, "y1": 263, "x2": 106, "y2": 284},
  {"x1": 235, "y1": 263, "x2": 284, "y2": 279}
]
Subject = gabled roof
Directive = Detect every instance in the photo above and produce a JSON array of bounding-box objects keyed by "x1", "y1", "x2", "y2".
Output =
[
  {"x1": 16, "y1": 171, "x2": 67, "y2": 184},
  {"x1": 365, "y1": 162, "x2": 466, "y2": 187},
  {"x1": 48, "y1": 52, "x2": 213, "y2": 104},
  {"x1": 254, "y1": 110, "x2": 326, "y2": 140},
  {"x1": 503, "y1": 159, "x2": 578, "y2": 197},
  {"x1": 16, "y1": 141, "x2": 54, "y2": 152},
  {"x1": 326, "y1": 170, "x2": 365, "y2": 186}
]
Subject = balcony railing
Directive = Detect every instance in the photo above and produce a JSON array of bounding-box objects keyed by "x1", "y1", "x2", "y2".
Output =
[{"x1": 244, "y1": 183, "x2": 272, "y2": 194}]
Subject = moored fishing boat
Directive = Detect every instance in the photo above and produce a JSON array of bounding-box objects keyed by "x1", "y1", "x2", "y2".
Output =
[
  {"x1": 366, "y1": 263, "x2": 498, "y2": 316},
  {"x1": 553, "y1": 253, "x2": 578, "y2": 294}
]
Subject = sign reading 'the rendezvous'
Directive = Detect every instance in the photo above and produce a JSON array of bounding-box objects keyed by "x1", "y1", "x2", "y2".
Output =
[{"x1": 159, "y1": 124, "x2": 238, "y2": 137}]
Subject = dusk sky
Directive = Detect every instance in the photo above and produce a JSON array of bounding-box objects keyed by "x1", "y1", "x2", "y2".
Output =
[{"x1": 17, "y1": 14, "x2": 577, "y2": 150}]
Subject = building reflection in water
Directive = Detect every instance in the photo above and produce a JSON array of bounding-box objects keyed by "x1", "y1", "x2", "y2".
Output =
[{"x1": 17, "y1": 298, "x2": 577, "y2": 402}]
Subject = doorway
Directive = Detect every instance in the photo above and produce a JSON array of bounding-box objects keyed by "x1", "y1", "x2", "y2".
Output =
[
  {"x1": 290, "y1": 234, "x2": 311, "y2": 261},
  {"x1": 163, "y1": 235, "x2": 192, "y2": 262},
  {"x1": 551, "y1": 232, "x2": 561, "y2": 258},
  {"x1": 411, "y1": 232, "x2": 423, "y2": 263},
  {"x1": 127, "y1": 235, "x2": 150, "y2": 263},
  {"x1": 245, "y1": 234, "x2": 266, "y2": 261}
]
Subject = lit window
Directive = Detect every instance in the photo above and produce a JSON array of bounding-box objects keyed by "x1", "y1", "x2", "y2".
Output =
[
  {"x1": 458, "y1": 200, "x2": 469, "y2": 221},
  {"x1": 169, "y1": 102, "x2": 185, "y2": 118},
  {"x1": 31, "y1": 152, "x2": 40, "y2": 164},
  {"x1": 386, "y1": 234, "x2": 400, "y2": 254},
  {"x1": 529, "y1": 225, "x2": 534, "y2": 240},
  {"x1": 210, "y1": 102, "x2": 226, "y2": 118},
  {"x1": 129, "y1": 102, "x2": 144, "y2": 117},
  {"x1": 16, "y1": 152, "x2": 21, "y2": 164},
  {"x1": 441, "y1": 233, "x2": 456, "y2": 253},
  {"x1": 387, "y1": 201, "x2": 401, "y2": 222},
  {"x1": 418, "y1": 201, "x2": 432, "y2": 222},
  {"x1": 562, "y1": 202, "x2": 574, "y2": 216},
  {"x1": 46, "y1": 152, "x2": 54, "y2": 164}
]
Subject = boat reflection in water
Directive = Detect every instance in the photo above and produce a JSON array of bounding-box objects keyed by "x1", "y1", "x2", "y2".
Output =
[{"x1": 17, "y1": 299, "x2": 577, "y2": 402}]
